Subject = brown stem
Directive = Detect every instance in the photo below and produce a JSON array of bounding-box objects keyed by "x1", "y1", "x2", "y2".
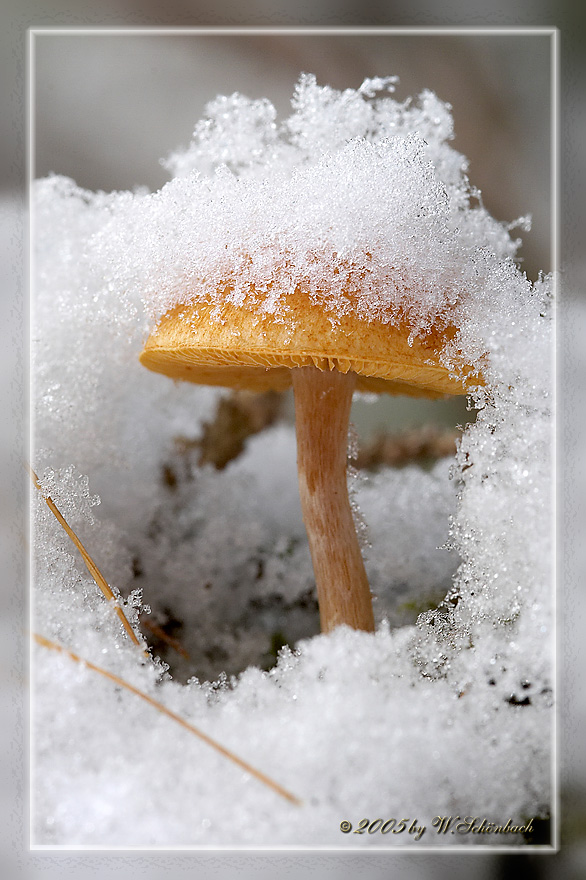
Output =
[{"x1": 292, "y1": 365, "x2": 375, "y2": 633}]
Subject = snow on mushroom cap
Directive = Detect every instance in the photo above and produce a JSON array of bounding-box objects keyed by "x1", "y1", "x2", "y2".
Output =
[{"x1": 97, "y1": 74, "x2": 521, "y2": 353}]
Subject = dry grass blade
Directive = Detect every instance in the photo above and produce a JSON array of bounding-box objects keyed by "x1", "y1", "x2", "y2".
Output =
[
  {"x1": 28, "y1": 464, "x2": 144, "y2": 652},
  {"x1": 33, "y1": 633, "x2": 302, "y2": 806}
]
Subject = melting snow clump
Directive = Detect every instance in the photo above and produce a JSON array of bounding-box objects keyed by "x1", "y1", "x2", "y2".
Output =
[{"x1": 32, "y1": 75, "x2": 554, "y2": 846}]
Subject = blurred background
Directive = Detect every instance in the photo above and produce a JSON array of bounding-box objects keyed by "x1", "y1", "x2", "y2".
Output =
[{"x1": 2, "y1": 2, "x2": 585, "y2": 879}]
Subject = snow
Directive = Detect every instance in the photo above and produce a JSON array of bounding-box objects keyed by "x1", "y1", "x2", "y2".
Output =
[
  {"x1": 31, "y1": 75, "x2": 554, "y2": 847},
  {"x1": 92, "y1": 75, "x2": 521, "y2": 338}
]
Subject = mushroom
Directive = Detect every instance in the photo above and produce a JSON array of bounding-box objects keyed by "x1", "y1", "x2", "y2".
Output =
[{"x1": 140, "y1": 279, "x2": 478, "y2": 634}]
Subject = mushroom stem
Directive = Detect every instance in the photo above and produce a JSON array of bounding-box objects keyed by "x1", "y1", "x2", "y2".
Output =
[{"x1": 292, "y1": 365, "x2": 375, "y2": 633}]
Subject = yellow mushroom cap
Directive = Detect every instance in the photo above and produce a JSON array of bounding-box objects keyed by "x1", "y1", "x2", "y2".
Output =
[{"x1": 140, "y1": 277, "x2": 480, "y2": 398}]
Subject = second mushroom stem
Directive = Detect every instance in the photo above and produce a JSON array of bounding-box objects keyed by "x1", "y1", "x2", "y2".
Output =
[{"x1": 292, "y1": 365, "x2": 375, "y2": 634}]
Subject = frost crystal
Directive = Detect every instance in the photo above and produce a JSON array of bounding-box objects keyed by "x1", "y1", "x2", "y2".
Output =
[{"x1": 32, "y1": 74, "x2": 554, "y2": 847}]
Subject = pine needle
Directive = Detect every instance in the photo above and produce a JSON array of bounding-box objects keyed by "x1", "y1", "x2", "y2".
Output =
[
  {"x1": 28, "y1": 463, "x2": 144, "y2": 652},
  {"x1": 33, "y1": 632, "x2": 302, "y2": 806}
]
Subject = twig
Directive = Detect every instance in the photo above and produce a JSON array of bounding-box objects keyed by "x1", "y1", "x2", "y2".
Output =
[
  {"x1": 33, "y1": 633, "x2": 302, "y2": 807},
  {"x1": 141, "y1": 617, "x2": 190, "y2": 660}
]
